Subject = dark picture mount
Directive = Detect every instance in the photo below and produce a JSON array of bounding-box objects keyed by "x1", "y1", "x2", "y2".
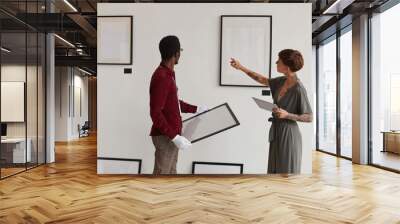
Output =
[
  {"x1": 97, "y1": 16, "x2": 133, "y2": 65},
  {"x1": 192, "y1": 161, "x2": 244, "y2": 174},
  {"x1": 182, "y1": 103, "x2": 240, "y2": 143},
  {"x1": 219, "y1": 15, "x2": 273, "y2": 87},
  {"x1": 97, "y1": 157, "x2": 142, "y2": 174}
]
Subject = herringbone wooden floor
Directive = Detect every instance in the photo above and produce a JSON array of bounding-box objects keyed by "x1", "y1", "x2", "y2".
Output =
[{"x1": 1, "y1": 135, "x2": 400, "y2": 224}]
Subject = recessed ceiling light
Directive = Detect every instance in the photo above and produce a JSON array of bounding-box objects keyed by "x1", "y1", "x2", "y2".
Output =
[
  {"x1": 54, "y1": 34, "x2": 75, "y2": 48},
  {"x1": 322, "y1": 0, "x2": 354, "y2": 14},
  {"x1": 63, "y1": 0, "x2": 78, "y2": 12},
  {"x1": 1, "y1": 47, "x2": 11, "y2": 53},
  {"x1": 78, "y1": 67, "x2": 93, "y2": 76}
]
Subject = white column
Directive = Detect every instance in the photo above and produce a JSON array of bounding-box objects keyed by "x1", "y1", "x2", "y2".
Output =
[
  {"x1": 352, "y1": 14, "x2": 369, "y2": 164},
  {"x1": 46, "y1": 32, "x2": 55, "y2": 163}
]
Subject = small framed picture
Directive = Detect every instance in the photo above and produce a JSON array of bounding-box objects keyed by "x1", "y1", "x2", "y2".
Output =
[
  {"x1": 220, "y1": 15, "x2": 272, "y2": 87},
  {"x1": 97, "y1": 16, "x2": 133, "y2": 65}
]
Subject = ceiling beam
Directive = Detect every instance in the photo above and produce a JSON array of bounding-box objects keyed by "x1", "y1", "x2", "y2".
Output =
[
  {"x1": 67, "y1": 13, "x2": 97, "y2": 41},
  {"x1": 55, "y1": 55, "x2": 96, "y2": 69}
]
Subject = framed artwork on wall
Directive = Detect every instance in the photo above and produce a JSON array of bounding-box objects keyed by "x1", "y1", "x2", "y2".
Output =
[
  {"x1": 97, "y1": 16, "x2": 133, "y2": 65},
  {"x1": 219, "y1": 15, "x2": 272, "y2": 87}
]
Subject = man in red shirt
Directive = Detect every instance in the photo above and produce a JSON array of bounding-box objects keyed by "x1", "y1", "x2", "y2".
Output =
[{"x1": 149, "y1": 36, "x2": 207, "y2": 174}]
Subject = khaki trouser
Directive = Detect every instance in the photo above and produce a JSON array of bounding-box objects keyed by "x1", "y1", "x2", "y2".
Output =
[{"x1": 152, "y1": 135, "x2": 179, "y2": 175}]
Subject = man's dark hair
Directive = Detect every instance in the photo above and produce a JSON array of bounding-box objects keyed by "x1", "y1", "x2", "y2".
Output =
[{"x1": 159, "y1": 35, "x2": 180, "y2": 60}]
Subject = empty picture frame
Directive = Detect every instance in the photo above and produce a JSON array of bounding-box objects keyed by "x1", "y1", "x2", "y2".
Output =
[
  {"x1": 182, "y1": 103, "x2": 240, "y2": 143},
  {"x1": 97, "y1": 157, "x2": 142, "y2": 174},
  {"x1": 192, "y1": 162, "x2": 244, "y2": 174},
  {"x1": 98, "y1": 16, "x2": 133, "y2": 65},
  {"x1": 220, "y1": 15, "x2": 272, "y2": 87}
]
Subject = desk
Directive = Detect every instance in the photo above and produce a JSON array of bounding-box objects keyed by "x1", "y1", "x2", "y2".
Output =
[
  {"x1": 1, "y1": 138, "x2": 32, "y2": 163},
  {"x1": 382, "y1": 131, "x2": 400, "y2": 154}
]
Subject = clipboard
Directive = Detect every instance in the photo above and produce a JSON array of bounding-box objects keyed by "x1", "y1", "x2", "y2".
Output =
[{"x1": 252, "y1": 97, "x2": 276, "y2": 111}]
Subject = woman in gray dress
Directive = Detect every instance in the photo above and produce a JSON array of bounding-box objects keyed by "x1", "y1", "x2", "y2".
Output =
[{"x1": 230, "y1": 49, "x2": 313, "y2": 174}]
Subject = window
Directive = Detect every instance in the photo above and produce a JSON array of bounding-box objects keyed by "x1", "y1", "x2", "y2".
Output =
[
  {"x1": 317, "y1": 36, "x2": 337, "y2": 155},
  {"x1": 370, "y1": 3, "x2": 400, "y2": 171},
  {"x1": 317, "y1": 26, "x2": 353, "y2": 159},
  {"x1": 340, "y1": 29, "x2": 352, "y2": 158},
  {"x1": 0, "y1": 1, "x2": 47, "y2": 179}
]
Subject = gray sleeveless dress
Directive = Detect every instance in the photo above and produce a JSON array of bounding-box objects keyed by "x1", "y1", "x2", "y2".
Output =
[{"x1": 267, "y1": 76, "x2": 312, "y2": 174}]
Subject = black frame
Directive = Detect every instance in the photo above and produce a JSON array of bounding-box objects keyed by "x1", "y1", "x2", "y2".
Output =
[
  {"x1": 97, "y1": 157, "x2": 142, "y2": 174},
  {"x1": 97, "y1": 16, "x2": 133, "y2": 65},
  {"x1": 182, "y1": 103, "x2": 240, "y2": 143},
  {"x1": 315, "y1": 24, "x2": 353, "y2": 161},
  {"x1": 192, "y1": 161, "x2": 244, "y2": 174},
  {"x1": 219, "y1": 15, "x2": 273, "y2": 87}
]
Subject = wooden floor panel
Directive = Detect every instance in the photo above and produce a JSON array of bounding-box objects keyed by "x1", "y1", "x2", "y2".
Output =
[{"x1": 1, "y1": 135, "x2": 400, "y2": 223}]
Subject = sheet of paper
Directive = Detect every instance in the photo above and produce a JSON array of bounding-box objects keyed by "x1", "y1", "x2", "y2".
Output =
[{"x1": 252, "y1": 97, "x2": 276, "y2": 111}]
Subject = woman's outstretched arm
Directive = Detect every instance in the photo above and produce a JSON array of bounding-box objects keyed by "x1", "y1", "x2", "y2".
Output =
[{"x1": 230, "y1": 58, "x2": 269, "y2": 86}]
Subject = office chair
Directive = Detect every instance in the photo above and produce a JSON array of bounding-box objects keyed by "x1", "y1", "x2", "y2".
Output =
[{"x1": 79, "y1": 121, "x2": 90, "y2": 138}]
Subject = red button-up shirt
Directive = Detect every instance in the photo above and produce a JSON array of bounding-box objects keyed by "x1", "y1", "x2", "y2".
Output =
[{"x1": 149, "y1": 64, "x2": 197, "y2": 139}]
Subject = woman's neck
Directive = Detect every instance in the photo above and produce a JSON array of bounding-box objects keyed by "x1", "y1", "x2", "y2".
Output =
[{"x1": 285, "y1": 72, "x2": 297, "y2": 83}]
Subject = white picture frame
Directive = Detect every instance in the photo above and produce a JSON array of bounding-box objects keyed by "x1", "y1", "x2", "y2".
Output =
[
  {"x1": 220, "y1": 15, "x2": 272, "y2": 87},
  {"x1": 1, "y1": 81, "x2": 25, "y2": 122},
  {"x1": 97, "y1": 16, "x2": 133, "y2": 65}
]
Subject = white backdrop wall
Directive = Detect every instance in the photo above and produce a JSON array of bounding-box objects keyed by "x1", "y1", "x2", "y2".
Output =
[
  {"x1": 55, "y1": 67, "x2": 89, "y2": 141},
  {"x1": 97, "y1": 3, "x2": 314, "y2": 174},
  {"x1": 55, "y1": 67, "x2": 70, "y2": 141},
  {"x1": 72, "y1": 72, "x2": 89, "y2": 138}
]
